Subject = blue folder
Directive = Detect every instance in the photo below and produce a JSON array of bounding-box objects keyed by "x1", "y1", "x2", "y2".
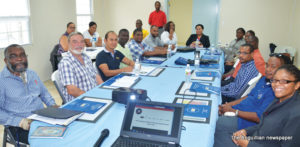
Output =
[
  {"x1": 63, "y1": 99, "x2": 106, "y2": 114},
  {"x1": 142, "y1": 59, "x2": 165, "y2": 64},
  {"x1": 184, "y1": 104, "x2": 211, "y2": 118},
  {"x1": 195, "y1": 71, "x2": 218, "y2": 77},
  {"x1": 190, "y1": 82, "x2": 220, "y2": 95}
]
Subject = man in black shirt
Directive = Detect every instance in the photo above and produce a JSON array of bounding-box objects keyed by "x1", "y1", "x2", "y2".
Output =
[{"x1": 96, "y1": 31, "x2": 135, "y2": 81}]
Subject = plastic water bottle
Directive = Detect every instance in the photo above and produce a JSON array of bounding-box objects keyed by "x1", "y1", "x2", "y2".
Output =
[
  {"x1": 210, "y1": 44, "x2": 215, "y2": 55},
  {"x1": 167, "y1": 43, "x2": 172, "y2": 59},
  {"x1": 185, "y1": 64, "x2": 192, "y2": 83},
  {"x1": 92, "y1": 37, "x2": 96, "y2": 47},
  {"x1": 195, "y1": 38, "x2": 200, "y2": 49},
  {"x1": 194, "y1": 54, "x2": 200, "y2": 71},
  {"x1": 134, "y1": 59, "x2": 141, "y2": 76}
]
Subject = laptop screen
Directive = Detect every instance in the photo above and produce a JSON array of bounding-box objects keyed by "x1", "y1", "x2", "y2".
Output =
[{"x1": 122, "y1": 101, "x2": 183, "y2": 139}]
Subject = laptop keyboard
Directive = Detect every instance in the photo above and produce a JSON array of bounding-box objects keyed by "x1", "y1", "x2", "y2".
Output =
[{"x1": 112, "y1": 137, "x2": 169, "y2": 147}]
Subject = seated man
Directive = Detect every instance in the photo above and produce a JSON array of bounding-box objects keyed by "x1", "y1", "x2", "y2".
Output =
[
  {"x1": 0, "y1": 44, "x2": 56, "y2": 144},
  {"x1": 128, "y1": 29, "x2": 167, "y2": 61},
  {"x1": 221, "y1": 44, "x2": 259, "y2": 103},
  {"x1": 115, "y1": 29, "x2": 133, "y2": 69},
  {"x1": 143, "y1": 25, "x2": 167, "y2": 49},
  {"x1": 96, "y1": 31, "x2": 135, "y2": 81},
  {"x1": 83, "y1": 21, "x2": 102, "y2": 47},
  {"x1": 59, "y1": 32, "x2": 103, "y2": 102},
  {"x1": 223, "y1": 35, "x2": 265, "y2": 81},
  {"x1": 214, "y1": 54, "x2": 292, "y2": 147},
  {"x1": 130, "y1": 19, "x2": 149, "y2": 40}
]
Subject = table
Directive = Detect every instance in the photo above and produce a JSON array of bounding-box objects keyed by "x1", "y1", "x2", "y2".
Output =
[{"x1": 29, "y1": 50, "x2": 224, "y2": 147}]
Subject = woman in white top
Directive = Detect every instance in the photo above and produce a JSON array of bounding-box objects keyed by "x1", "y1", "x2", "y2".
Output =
[
  {"x1": 161, "y1": 21, "x2": 177, "y2": 50},
  {"x1": 83, "y1": 21, "x2": 102, "y2": 47}
]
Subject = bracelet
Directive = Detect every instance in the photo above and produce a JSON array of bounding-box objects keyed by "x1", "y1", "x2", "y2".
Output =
[{"x1": 235, "y1": 110, "x2": 239, "y2": 116}]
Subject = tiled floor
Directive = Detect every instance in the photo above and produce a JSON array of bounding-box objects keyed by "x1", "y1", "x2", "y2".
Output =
[{"x1": 0, "y1": 80, "x2": 62, "y2": 146}]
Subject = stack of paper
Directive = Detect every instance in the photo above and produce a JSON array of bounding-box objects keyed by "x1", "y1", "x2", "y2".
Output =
[
  {"x1": 28, "y1": 113, "x2": 82, "y2": 126},
  {"x1": 110, "y1": 76, "x2": 139, "y2": 87}
]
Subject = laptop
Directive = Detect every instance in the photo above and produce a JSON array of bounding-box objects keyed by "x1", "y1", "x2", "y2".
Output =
[{"x1": 111, "y1": 100, "x2": 184, "y2": 147}]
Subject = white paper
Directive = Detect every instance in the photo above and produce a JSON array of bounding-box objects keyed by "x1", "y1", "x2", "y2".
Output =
[
  {"x1": 110, "y1": 76, "x2": 138, "y2": 87},
  {"x1": 146, "y1": 57, "x2": 166, "y2": 61},
  {"x1": 148, "y1": 68, "x2": 163, "y2": 76},
  {"x1": 84, "y1": 47, "x2": 104, "y2": 60},
  {"x1": 191, "y1": 72, "x2": 213, "y2": 81},
  {"x1": 28, "y1": 114, "x2": 82, "y2": 126},
  {"x1": 139, "y1": 66, "x2": 156, "y2": 75}
]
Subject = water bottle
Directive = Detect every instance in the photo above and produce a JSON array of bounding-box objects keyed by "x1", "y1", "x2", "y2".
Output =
[
  {"x1": 185, "y1": 64, "x2": 192, "y2": 83},
  {"x1": 167, "y1": 43, "x2": 172, "y2": 59},
  {"x1": 194, "y1": 51, "x2": 200, "y2": 71},
  {"x1": 134, "y1": 59, "x2": 141, "y2": 76},
  {"x1": 92, "y1": 37, "x2": 96, "y2": 47},
  {"x1": 195, "y1": 38, "x2": 200, "y2": 49},
  {"x1": 210, "y1": 44, "x2": 215, "y2": 55}
]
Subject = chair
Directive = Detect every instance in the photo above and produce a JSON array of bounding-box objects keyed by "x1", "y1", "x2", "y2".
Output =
[
  {"x1": 237, "y1": 73, "x2": 262, "y2": 99},
  {"x1": 269, "y1": 43, "x2": 276, "y2": 54},
  {"x1": 50, "y1": 44, "x2": 62, "y2": 72},
  {"x1": 51, "y1": 70, "x2": 67, "y2": 104},
  {"x1": 3, "y1": 125, "x2": 28, "y2": 147},
  {"x1": 274, "y1": 46, "x2": 296, "y2": 64}
]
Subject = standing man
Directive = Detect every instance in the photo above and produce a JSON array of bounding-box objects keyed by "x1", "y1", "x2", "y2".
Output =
[
  {"x1": 96, "y1": 31, "x2": 135, "y2": 81},
  {"x1": 83, "y1": 21, "x2": 102, "y2": 47},
  {"x1": 59, "y1": 32, "x2": 103, "y2": 102},
  {"x1": 115, "y1": 29, "x2": 133, "y2": 69},
  {"x1": 148, "y1": 1, "x2": 167, "y2": 37},
  {"x1": 131, "y1": 19, "x2": 149, "y2": 40},
  {"x1": 0, "y1": 44, "x2": 57, "y2": 144}
]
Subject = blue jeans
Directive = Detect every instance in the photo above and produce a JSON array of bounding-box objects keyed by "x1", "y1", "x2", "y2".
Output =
[{"x1": 214, "y1": 116, "x2": 238, "y2": 147}]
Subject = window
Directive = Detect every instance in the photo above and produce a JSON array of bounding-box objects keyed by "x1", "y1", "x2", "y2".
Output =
[
  {"x1": 0, "y1": 0, "x2": 31, "y2": 48},
  {"x1": 76, "y1": 0, "x2": 93, "y2": 33}
]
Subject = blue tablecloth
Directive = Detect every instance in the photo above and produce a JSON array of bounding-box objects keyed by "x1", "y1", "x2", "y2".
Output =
[{"x1": 29, "y1": 51, "x2": 224, "y2": 147}]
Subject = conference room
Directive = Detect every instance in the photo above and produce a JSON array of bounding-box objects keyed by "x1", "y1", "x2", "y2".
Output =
[{"x1": 1, "y1": 0, "x2": 300, "y2": 147}]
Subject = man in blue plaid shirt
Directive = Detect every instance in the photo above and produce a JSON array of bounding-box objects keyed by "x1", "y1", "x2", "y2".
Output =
[
  {"x1": 58, "y1": 32, "x2": 103, "y2": 102},
  {"x1": 221, "y1": 44, "x2": 259, "y2": 103},
  {"x1": 128, "y1": 29, "x2": 166, "y2": 61}
]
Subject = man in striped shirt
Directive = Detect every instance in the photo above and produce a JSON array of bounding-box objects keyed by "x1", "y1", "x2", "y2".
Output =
[
  {"x1": 221, "y1": 44, "x2": 259, "y2": 103},
  {"x1": 0, "y1": 44, "x2": 57, "y2": 144}
]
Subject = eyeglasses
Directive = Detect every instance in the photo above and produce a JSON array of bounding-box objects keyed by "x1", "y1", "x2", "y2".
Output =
[
  {"x1": 237, "y1": 51, "x2": 250, "y2": 55},
  {"x1": 270, "y1": 79, "x2": 296, "y2": 84},
  {"x1": 9, "y1": 54, "x2": 27, "y2": 60}
]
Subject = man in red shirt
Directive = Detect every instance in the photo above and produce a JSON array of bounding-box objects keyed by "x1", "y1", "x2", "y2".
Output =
[{"x1": 148, "y1": 1, "x2": 167, "y2": 37}]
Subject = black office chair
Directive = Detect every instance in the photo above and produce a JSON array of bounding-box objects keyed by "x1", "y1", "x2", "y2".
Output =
[
  {"x1": 50, "y1": 44, "x2": 62, "y2": 72},
  {"x1": 269, "y1": 43, "x2": 276, "y2": 54},
  {"x1": 3, "y1": 125, "x2": 28, "y2": 147}
]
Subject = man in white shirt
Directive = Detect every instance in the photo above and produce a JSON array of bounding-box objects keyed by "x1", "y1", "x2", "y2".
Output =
[{"x1": 83, "y1": 21, "x2": 102, "y2": 47}]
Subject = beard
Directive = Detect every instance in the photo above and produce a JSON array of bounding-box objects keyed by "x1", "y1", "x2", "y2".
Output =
[
  {"x1": 70, "y1": 46, "x2": 84, "y2": 55},
  {"x1": 7, "y1": 61, "x2": 28, "y2": 73}
]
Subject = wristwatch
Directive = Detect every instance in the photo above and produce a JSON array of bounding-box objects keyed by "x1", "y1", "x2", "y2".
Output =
[{"x1": 235, "y1": 110, "x2": 239, "y2": 116}]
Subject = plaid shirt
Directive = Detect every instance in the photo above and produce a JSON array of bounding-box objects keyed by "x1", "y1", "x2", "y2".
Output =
[
  {"x1": 58, "y1": 52, "x2": 98, "y2": 102},
  {"x1": 128, "y1": 39, "x2": 153, "y2": 61},
  {"x1": 222, "y1": 60, "x2": 259, "y2": 98}
]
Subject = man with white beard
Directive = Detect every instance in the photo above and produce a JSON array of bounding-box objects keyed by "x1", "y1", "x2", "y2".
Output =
[{"x1": 58, "y1": 32, "x2": 103, "y2": 102}]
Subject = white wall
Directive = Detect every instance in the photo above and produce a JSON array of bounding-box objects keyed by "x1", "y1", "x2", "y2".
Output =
[
  {"x1": 93, "y1": 0, "x2": 165, "y2": 37},
  {"x1": 0, "y1": 0, "x2": 76, "y2": 81},
  {"x1": 218, "y1": 0, "x2": 298, "y2": 66}
]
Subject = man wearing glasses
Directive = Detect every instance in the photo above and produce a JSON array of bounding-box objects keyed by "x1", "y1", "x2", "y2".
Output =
[
  {"x1": 221, "y1": 44, "x2": 259, "y2": 103},
  {"x1": 0, "y1": 44, "x2": 57, "y2": 144}
]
